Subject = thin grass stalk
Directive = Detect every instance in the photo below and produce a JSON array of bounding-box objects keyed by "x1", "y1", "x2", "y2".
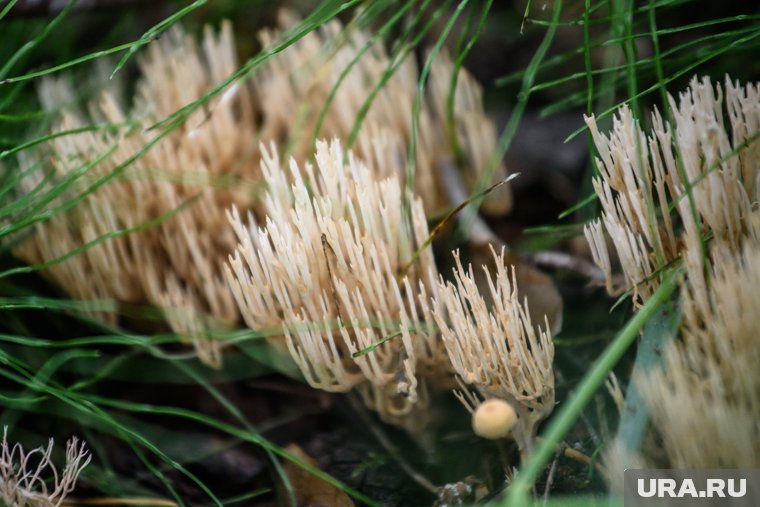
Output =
[{"x1": 501, "y1": 272, "x2": 678, "y2": 507}]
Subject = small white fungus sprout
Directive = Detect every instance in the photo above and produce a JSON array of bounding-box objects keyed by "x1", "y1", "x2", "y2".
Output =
[{"x1": 0, "y1": 427, "x2": 91, "y2": 507}]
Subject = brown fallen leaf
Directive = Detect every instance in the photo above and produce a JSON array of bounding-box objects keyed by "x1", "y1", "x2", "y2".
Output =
[
  {"x1": 471, "y1": 244, "x2": 563, "y2": 337},
  {"x1": 279, "y1": 444, "x2": 354, "y2": 507}
]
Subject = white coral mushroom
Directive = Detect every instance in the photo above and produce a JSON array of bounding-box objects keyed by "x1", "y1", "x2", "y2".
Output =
[
  {"x1": 0, "y1": 428, "x2": 91, "y2": 507},
  {"x1": 431, "y1": 245, "x2": 555, "y2": 451},
  {"x1": 225, "y1": 139, "x2": 446, "y2": 425}
]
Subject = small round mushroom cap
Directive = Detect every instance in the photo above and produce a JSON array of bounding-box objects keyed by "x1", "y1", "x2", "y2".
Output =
[{"x1": 472, "y1": 399, "x2": 517, "y2": 439}]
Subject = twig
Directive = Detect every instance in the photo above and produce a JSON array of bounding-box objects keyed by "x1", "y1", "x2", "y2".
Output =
[
  {"x1": 579, "y1": 407, "x2": 602, "y2": 449},
  {"x1": 346, "y1": 392, "x2": 439, "y2": 494},
  {"x1": 437, "y1": 158, "x2": 506, "y2": 247},
  {"x1": 525, "y1": 250, "x2": 607, "y2": 284},
  {"x1": 496, "y1": 440, "x2": 512, "y2": 481},
  {"x1": 64, "y1": 498, "x2": 178, "y2": 507},
  {"x1": 439, "y1": 157, "x2": 615, "y2": 292},
  {"x1": 398, "y1": 160, "x2": 516, "y2": 281},
  {"x1": 534, "y1": 437, "x2": 606, "y2": 476},
  {"x1": 542, "y1": 446, "x2": 562, "y2": 503}
]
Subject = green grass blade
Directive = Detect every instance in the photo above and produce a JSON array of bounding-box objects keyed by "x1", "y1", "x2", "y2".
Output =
[
  {"x1": 0, "y1": 0, "x2": 76, "y2": 80},
  {"x1": 501, "y1": 272, "x2": 678, "y2": 507},
  {"x1": 109, "y1": 0, "x2": 208, "y2": 79}
]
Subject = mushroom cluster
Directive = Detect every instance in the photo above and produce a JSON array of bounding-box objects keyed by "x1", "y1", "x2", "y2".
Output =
[
  {"x1": 432, "y1": 247, "x2": 554, "y2": 452},
  {"x1": 15, "y1": 16, "x2": 510, "y2": 367},
  {"x1": 224, "y1": 139, "x2": 557, "y2": 441},
  {"x1": 16, "y1": 15, "x2": 560, "y2": 448},
  {"x1": 225, "y1": 139, "x2": 445, "y2": 428},
  {"x1": 584, "y1": 76, "x2": 760, "y2": 307},
  {"x1": 583, "y1": 76, "x2": 760, "y2": 481}
]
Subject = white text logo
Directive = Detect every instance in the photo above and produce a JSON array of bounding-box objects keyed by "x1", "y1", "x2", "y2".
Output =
[{"x1": 637, "y1": 478, "x2": 747, "y2": 498}]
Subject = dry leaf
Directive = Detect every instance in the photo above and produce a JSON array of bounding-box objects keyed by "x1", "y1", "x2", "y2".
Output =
[
  {"x1": 279, "y1": 444, "x2": 354, "y2": 507},
  {"x1": 471, "y1": 245, "x2": 563, "y2": 336}
]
